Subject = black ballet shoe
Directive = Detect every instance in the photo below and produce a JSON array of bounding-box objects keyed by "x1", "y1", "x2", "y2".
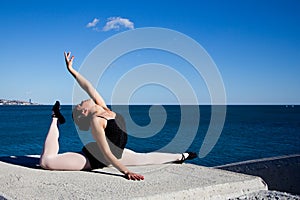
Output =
[
  {"x1": 173, "y1": 152, "x2": 197, "y2": 164},
  {"x1": 52, "y1": 101, "x2": 66, "y2": 124}
]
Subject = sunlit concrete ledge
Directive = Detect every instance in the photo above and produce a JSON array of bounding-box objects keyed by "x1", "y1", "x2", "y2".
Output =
[
  {"x1": 0, "y1": 155, "x2": 267, "y2": 200},
  {"x1": 216, "y1": 154, "x2": 300, "y2": 195}
]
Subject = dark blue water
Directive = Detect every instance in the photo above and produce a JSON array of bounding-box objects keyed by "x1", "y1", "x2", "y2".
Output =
[{"x1": 0, "y1": 105, "x2": 299, "y2": 167}]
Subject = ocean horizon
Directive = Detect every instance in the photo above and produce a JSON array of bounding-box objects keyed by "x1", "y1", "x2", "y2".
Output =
[{"x1": 0, "y1": 105, "x2": 299, "y2": 167}]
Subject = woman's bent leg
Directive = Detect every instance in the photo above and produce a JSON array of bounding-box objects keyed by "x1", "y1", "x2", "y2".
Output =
[
  {"x1": 40, "y1": 152, "x2": 91, "y2": 171},
  {"x1": 40, "y1": 118, "x2": 91, "y2": 171},
  {"x1": 40, "y1": 118, "x2": 60, "y2": 156},
  {"x1": 120, "y1": 149, "x2": 182, "y2": 166}
]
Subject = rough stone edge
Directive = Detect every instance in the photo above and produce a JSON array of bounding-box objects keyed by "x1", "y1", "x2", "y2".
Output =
[
  {"x1": 214, "y1": 154, "x2": 300, "y2": 168},
  {"x1": 230, "y1": 190, "x2": 300, "y2": 200},
  {"x1": 133, "y1": 177, "x2": 267, "y2": 200}
]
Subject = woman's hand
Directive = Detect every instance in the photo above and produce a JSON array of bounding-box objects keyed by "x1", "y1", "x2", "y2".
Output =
[
  {"x1": 124, "y1": 171, "x2": 144, "y2": 181},
  {"x1": 64, "y1": 52, "x2": 78, "y2": 78},
  {"x1": 64, "y1": 52, "x2": 75, "y2": 72}
]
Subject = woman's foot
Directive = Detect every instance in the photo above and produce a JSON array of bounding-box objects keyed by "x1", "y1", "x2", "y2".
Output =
[
  {"x1": 52, "y1": 101, "x2": 66, "y2": 124},
  {"x1": 173, "y1": 152, "x2": 197, "y2": 164}
]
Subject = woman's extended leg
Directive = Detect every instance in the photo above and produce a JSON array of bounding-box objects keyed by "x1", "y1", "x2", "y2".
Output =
[
  {"x1": 40, "y1": 118, "x2": 91, "y2": 171},
  {"x1": 119, "y1": 148, "x2": 189, "y2": 166}
]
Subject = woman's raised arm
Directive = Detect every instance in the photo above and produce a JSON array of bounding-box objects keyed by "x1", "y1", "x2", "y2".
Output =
[{"x1": 64, "y1": 52, "x2": 108, "y2": 109}]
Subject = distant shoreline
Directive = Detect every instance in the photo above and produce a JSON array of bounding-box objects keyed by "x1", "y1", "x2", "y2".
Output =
[{"x1": 0, "y1": 99, "x2": 39, "y2": 106}]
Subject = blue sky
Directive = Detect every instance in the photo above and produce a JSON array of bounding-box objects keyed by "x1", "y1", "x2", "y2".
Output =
[{"x1": 0, "y1": 0, "x2": 299, "y2": 105}]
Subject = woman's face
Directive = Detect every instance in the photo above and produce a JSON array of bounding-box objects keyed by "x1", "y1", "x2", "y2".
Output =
[{"x1": 75, "y1": 99, "x2": 95, "y2": 116}]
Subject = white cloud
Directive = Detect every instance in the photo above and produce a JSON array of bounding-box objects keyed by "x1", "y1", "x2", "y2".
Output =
[
  {"x1": 103, "y1": 17, "x2": 134, "y2": 31},
  {"x1": 86, "y1": 18, "x2": 100, "y2": 28}
]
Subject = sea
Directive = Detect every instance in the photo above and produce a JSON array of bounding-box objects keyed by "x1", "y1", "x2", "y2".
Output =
[{"x1": 0, "y1": 105, "x2": 299, "y2": 167}]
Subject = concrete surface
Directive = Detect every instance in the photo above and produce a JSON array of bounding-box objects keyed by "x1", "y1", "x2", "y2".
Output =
[
  {"x1": 230, "y1": 190, "x2": 300, "y2": 200},
  {"x1": 216, "y1": 154, "x2": 300, "y2": 195},
  {"x1": 0, "y1": 155, "x2": 267, "y2": 200}
]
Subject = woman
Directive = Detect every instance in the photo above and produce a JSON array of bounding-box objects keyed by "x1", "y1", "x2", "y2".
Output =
[{"x1": 39, "y1": 52, "x2": 197, "y2": 181}]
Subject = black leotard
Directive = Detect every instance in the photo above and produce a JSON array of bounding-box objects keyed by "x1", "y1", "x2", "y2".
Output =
[{"x1": 82, "y1": 113, "x2": 127, "y2": 169}]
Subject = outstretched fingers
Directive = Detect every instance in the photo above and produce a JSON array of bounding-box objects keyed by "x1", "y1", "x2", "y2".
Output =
[
  {"x1": 125, "y1": 172, "x2": 144, "y2": 181},
  {"x1": 64, "y1": 51, "x2": 68, "y2": 59},
  {"x1": 64, "y1": 52, "x2": 73, "y2": 61},
  {"x1": 64, "y1": 52, "x2": 75, "y2": 69}
]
